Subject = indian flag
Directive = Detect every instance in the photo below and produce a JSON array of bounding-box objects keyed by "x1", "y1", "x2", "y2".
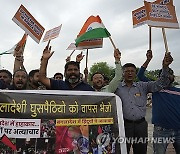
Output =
[
  {"x1": 0, "y1": 33, "x2": 28, "y2": 56},
  {"x1": 75, "y1": 15, "x2": 111, "y2": 46}
]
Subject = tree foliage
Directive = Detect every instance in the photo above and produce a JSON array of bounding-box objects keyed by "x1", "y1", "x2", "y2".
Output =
[
  {"x1": 89, "y1": 63, "x2": 159, "y2": 82},
  {"x1": 89, "y1": 62, "x2": 179, "y2": 86},
  {"x1": 144, "y1": 69, "x2": 160, "y2": 81}
]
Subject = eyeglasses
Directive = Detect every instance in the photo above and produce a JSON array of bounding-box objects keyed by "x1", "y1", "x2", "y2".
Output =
[{"x1": 124, "y1": 70, "x2": 136, "y2": 74}]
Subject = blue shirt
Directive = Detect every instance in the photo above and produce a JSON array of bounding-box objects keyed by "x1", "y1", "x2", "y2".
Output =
[
  {"x1": 0, "y1": 80, "x2": 5, "y2": 89},
  {"x1": 137, "y1": 66, "x2": 150, "y2": 82},
  {"x1": 152, "y1": 87, "x2": 180, "y2": 129},
  {"x1": 50, "y1": 79, "x2": 94, "y2": 91},
  {"x1": 115, "y1": 68, "x2": 169, "y2": 120},
  {"x1": 0, "y1": 80, "x2": 10, "y2": 89},
  {"x1": 138, "y1": 66, "x2": 180, "y2": 129}
]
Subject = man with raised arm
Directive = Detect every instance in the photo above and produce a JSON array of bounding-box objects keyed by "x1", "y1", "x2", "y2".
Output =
[
  {"x1": 39, "y1": 43, "x2": 94, "y2": 91},
  {"x1": 39, "y1": 43, "x2": 94, "y2": 154},
  {"x1": 91, "y1": 48, "x2": 122, "y2": 92},
  {"x1": 115, "y1": 52, "x2": 173, "y2": 154},
  {"x1": 137, "y1": 50, "x2": 180, "y2": 154}
]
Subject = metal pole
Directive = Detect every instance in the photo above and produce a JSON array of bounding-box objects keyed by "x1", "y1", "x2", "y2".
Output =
[{"x1": 35, "y1": 138, "x2": 37, "y2": 153}]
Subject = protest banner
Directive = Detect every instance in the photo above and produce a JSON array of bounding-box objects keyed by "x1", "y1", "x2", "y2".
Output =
[
  {"x1": 0, "y1": 90, "x2": 126, "y2": 153},
  {"x1": 153, "y1": 0, "x2": 173, "y2": 7},
  {"x1": 132, "y1": 0, "x2": 179, "y2": 51},
  {"x1": 66, "y1": 40, "x2": 103, "y2": 59},
  {"x1": 79, "y1": 38, "x2": 103, "y2": 49},
  {"x1": 67, "y1": 40, "x2": 103, "y2": 50},
  {"x1": 132, "y1": 5, "x2": 151, "y2": 50},
  {"x1": 0, "y1": 118, "x2": 40, "y2": 138},
  {"x1": 132, "y1": 6, "x2": 148, "y2": 28},
  {"x1": 66, "y1": 43, "x2": 78, "y2": 50},
  {"x1": 132, "y1": 0, "x2": 175, "y2": 28},
  {"x1": 77, "y1": 38, "x2": 103, "y2": 49},
  {"x1": 42, "y1": 24, "x2": 62, "y2": 42},
  {"x1": 144, "y1": 1, "x2": 179, "y2": 29},
  {"x1": 12, "y1": 5, "x2": 45, "y2": 43},
  {"x1": 66, "y1": 43, "x2": 85, "y2": 51}
]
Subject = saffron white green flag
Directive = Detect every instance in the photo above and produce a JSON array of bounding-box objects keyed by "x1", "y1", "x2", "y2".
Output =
[
  {"x1": 0, "y1": 46, "x2": 15, "y2": 56},
  {"x1": 0, "y1": 34, "x2": 27, "y2": 56},
  {"x1": 75, "y1": 15, "x2": 110, "y2": 46}
]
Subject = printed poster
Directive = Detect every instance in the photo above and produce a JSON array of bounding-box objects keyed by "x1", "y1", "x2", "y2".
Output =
[
  {"x1": 12, "y1": 5, "x2": 45, "y2": 43},
  {"x1": 0, "y1": 90, "x2": 126, "y2": 154}
]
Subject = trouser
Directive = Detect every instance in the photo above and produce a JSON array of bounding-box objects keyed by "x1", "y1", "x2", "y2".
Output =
[
  {"x1": 153, "y1": 125, "x2": 180, "y2": 154},
  {"x1": 124, "y1": 118, "x2": 148, "y2": 154}
]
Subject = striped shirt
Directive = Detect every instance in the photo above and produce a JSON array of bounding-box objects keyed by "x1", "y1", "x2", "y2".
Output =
[{"x1": 115, "y1": 68, "x2": 170, "y2": 120}]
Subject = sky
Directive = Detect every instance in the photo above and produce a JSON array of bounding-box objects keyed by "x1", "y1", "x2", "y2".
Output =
[{"x1": 0, "y1": 0, "x2": 180, "y2": 78}]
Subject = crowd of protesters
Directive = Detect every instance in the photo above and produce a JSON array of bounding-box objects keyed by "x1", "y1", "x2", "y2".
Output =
[{"x1": 0, "y1": 41, "x2": 179, "y2": 154}]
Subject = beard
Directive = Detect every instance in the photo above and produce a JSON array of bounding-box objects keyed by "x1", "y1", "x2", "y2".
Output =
[
  {"x1": 66, "y1": 73, "x2": 80, "y2": 84},
  {"x1": 32, "y1": 81, "x2": 41, "y2": 87},
  {"x1": 68, "y1": 78, "x2": 79, "y2": 84}
]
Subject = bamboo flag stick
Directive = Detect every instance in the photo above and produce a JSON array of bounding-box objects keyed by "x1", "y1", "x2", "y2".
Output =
[
  {"x1": 109, "y1": 36, "x2": 117, "y2": 49},
  {"x1": 86, "y1": 49, "x2": 89, "y2": 69},
  {"x1": 149, "y1": 26, "x2": 152, "y2": 50},
  {"x1": 69, "y1": 49, "x2": 75, "y2": 57},
  {"x1": 84, "y1": 49, "x2": 89, "y2": 82},
  {"x1": 47, "y1": 40, "x2": 51, "y2": 48},
  {"x1": 162, "y1": 28, "x2": 169, "y2": 53}
]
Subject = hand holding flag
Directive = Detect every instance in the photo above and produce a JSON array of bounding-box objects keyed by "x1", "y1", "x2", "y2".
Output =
[
  {"x1": 14, "y1": 33, "x2": 28, "y2": 57},
  {"x1": 0, "y1": 33, "x2": 27, "y2": 56}
]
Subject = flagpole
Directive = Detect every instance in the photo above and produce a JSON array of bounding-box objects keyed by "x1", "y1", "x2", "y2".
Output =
[
  {"x1": 47, "y1": 40, "x2": 51, "y2": 46},
  {"x1": 162, "y1": 28, "x2": 169, "y2": 53},
  {"x1": 86, "y1": 49, "x2": 88, "y2": 69},
  {"x1": 108, "y1": 36, "x2": 116, "y2": 49},
  {"x1": 149, "y1": 26, "x2": 152, "y2": 50},
  {"x1": 69, "y1": 49, "x2": 75, "y2": 57},
  {"x1": 84, "y1": 49, "x2": 89, "y2": 82}
]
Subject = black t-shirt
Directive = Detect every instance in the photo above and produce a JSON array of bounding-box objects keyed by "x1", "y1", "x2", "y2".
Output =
[
  {"x1": 0, "y1": 80, "x2": 10, "y2": 89},
  {"x1": 50, "y1": 79, "x2": 94, "y2": 91}
]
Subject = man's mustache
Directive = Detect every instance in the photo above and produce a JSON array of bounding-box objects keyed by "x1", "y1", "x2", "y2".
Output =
[
  {"x1": 69, "y1": 73, "x2": 78, "y2": 77},
  {"x1": 16, "y1": 81, "x2": 24, "y2": 84}
]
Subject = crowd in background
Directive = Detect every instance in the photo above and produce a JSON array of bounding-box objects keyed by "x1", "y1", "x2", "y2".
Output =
[{"x1": 0, "y1": 43, "x2": 179, "y2": 154}]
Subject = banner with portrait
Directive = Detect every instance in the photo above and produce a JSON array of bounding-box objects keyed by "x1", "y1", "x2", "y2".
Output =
[{"x1": 0, "y1": 90, "x2": 126, "y2": 154}]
